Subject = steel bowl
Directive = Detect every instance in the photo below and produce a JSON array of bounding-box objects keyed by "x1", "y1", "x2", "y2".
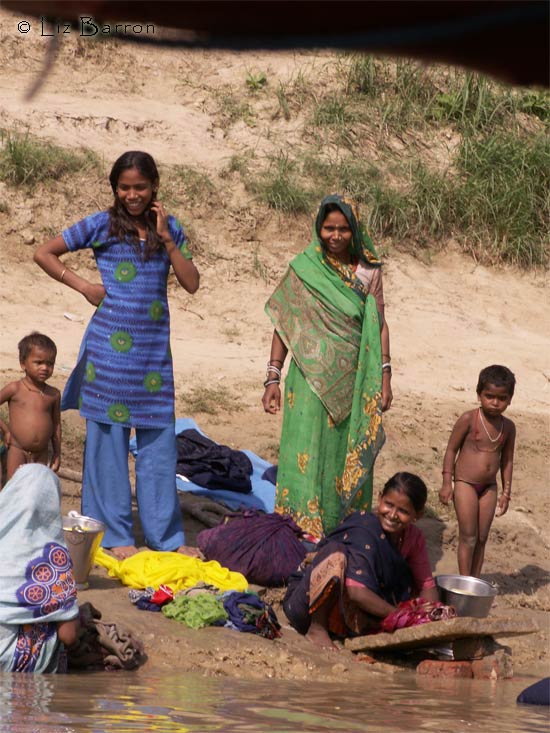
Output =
[{"x1": 436, "y1": 574, "x2": 497, "y2": 618}]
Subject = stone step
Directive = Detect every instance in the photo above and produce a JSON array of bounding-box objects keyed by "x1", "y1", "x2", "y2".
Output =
[{"x1": 346, "y1": 616, "x2": 539, "y2": 653}]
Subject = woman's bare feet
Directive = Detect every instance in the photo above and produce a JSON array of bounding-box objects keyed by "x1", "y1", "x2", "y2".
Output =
[
  {"x1": 306, "y1": 621, "x2": 339, "y2": 651},
  {"x1": 107, "y1": 545, "x2": 139, "y2": 560},
  {"x1": 176, "y1": 545, "x2": 204, "y2": 559}
]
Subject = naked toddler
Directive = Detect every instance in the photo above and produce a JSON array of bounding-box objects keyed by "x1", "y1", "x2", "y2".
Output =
[
  {"x1": 439, "y1": 365, "x2": 516, "y2": 577},
  {"x1": 0, "y1": 333, "x2": 61, "y2": 481}
]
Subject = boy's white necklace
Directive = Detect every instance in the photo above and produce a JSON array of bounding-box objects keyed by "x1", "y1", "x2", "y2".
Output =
[
  {"x1": 21, "y1": 378, "x2": 46, "y2": 397},
  {"x1": 478, "y1": 407, "x2": 503, "y2": 443}
]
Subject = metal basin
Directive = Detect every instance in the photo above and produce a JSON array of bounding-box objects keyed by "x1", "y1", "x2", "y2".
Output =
[
  {"x1": 436, "y1": 574, "x2": 497, "y2": 618},
  {"x1": 63, "y1": 511, "x2": 105, "y2": 589}
]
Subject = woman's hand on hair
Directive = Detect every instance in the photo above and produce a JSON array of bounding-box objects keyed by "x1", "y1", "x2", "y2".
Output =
[{"x1": 151, "y1": 200, "x2": 171, "y2": 243}]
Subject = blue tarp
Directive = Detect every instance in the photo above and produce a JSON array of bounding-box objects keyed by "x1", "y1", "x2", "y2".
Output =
[{"x1": 129, "y1": 418, "x2": 276, "y2": 512}]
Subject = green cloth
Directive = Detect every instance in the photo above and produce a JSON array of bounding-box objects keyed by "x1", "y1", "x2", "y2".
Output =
[
  {"x1": 162, "y1": 593, "x2": 227, "y2": 629},
  {"x1": 265, "y1": 194, "x2": 385, "y2": 538}
]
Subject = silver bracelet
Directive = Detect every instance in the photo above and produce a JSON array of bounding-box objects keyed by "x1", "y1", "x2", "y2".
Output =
[
  {"x1": 263, "y1": 378, "x2": 280, "y2": 388},
  {"x1": 382, "y1": 362, "x2": 392, "y2": 371},
  {"x1": 266, "y1": 365, "x2": 282, "y2": 378}
]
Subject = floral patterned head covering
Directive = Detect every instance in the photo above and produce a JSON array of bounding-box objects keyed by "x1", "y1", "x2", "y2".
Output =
[
  {"x1": 0, "y1": 464, "x2": 78, "y2": 627},
  {"x1": 314, "y1": 194, "x2": 380, "y2": 265}
]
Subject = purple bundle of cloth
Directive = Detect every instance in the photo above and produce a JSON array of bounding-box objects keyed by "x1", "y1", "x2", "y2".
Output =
[{"x1": 197, "y1": 510, "x2": 306, "y2": 586}]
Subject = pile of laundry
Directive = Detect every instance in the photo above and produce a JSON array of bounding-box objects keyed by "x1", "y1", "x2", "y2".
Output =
[
  {"x1": 129, "y1": 582, "x2": 281, "y2": 639},
  {"x1": 67, "y1": 602, "x2": 147, "y2": 671},
  {"x1": 95, "y1": 539, "x2": 281, "y2": 642}
]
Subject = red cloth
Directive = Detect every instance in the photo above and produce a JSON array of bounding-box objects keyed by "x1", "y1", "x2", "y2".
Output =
[
  {"x1": 150, "y1": 585, "x2": 174, "y2": 606},
  {"x1": 380, "y1": 598, "x2": 457, "y2": 633}
]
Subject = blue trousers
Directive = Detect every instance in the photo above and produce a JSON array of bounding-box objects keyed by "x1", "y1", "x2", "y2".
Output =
[{"x1": 82, "y1": 420, "x2": 185, "y2": 551}]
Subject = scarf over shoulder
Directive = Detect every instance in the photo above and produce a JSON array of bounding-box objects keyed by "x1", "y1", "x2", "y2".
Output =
[
  {"x1": 266, "y1": 194, "x2": 385, "y2": 517},
  {"x1": 321, "y1": 511, "x2": 413, "y2": 604}
]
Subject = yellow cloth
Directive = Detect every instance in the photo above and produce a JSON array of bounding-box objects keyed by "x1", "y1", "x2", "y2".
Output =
[{"x1": 94, "y1": 548, "x2": 248, "y2": 593}]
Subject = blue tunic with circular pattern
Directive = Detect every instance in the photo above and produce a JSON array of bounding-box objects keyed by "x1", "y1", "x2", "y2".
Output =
[{"x1": 62, "y1": 211, "x2": 191, "y2": 429}]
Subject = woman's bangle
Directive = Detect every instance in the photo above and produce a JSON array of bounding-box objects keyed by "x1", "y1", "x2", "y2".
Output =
[
  {"x1": 266, "y1": 364, "x2": 282, "y2": 378},
  {"x1": 59, "y1": 268, "x2": 67, "y2": 283},
  {"x1": 263, "y1": 378, "x2": 280, "y2": 388}
]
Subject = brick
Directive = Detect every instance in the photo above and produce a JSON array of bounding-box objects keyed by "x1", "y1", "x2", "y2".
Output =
[
  {"x1": 416, "y1": 660, "x2": 473, "y2": 678},
  {"x1": 355, "y1": 653, "x2": 377, "y2": 664},
  {"x1": 451, "y1": 636, "x2": 497, "y2": 660},
  {"x1": 471, "y1": 650, "x2": 513, "y2": 679}
]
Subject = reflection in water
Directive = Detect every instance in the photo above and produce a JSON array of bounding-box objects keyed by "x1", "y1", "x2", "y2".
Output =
[{"x1": 0, "y1": 670, "x2": 548, "y2": 732}]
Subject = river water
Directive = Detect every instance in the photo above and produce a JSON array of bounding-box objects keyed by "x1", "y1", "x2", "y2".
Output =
[{"x1": 1, "y1": 670, "x2": 547, "y2": 732}]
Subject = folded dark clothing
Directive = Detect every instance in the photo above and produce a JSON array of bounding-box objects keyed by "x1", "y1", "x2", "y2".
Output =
[
  {"x1": 178, "y1": 493, "x2": 231, "y2": 528},
  {"x1": 261, "y1": 465, "x2": 277, "y2": 485},
  {"x1": 176, "y1": 428, "x2": 253, "y2": 494}
]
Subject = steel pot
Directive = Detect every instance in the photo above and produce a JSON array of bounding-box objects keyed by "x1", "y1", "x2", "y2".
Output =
[
  {"x1": 63, "y1": 511, "x2": 105, "y2": 589},
  {"x1": 436, "y1": 574, "x2": 497, "y2": 618}
]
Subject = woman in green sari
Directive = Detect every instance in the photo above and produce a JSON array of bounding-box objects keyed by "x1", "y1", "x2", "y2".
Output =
[{"x1": 262, "y1": 195, "x2": 392, "y2": 539}]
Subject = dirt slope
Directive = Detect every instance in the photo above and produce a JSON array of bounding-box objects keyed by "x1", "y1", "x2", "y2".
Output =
[{"x1": 0, "y1": 9, "x2": 548, "y2": 679}]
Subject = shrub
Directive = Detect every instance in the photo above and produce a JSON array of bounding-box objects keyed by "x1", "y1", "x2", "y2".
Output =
[
  {"x1": 248, "y1": 153, "x2": 312, "y2": 213},
  {"x1": 0, "y1": 131, "x2": 98, "y2": 186}
]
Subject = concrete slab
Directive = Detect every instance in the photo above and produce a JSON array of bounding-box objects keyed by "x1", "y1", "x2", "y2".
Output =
[{"x1": 345, "y1": 617, "x2": 539, "y2": 653}]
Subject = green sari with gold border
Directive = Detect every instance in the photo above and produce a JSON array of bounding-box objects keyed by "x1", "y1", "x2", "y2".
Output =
[{"x1": 266, "y1": 196, "x2": 385, "y2": 538}]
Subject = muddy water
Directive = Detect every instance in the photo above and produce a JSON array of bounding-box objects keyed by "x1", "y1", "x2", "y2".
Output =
[{"x1": 0, "y1": 671, "x2": 547, "y2": 732}]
